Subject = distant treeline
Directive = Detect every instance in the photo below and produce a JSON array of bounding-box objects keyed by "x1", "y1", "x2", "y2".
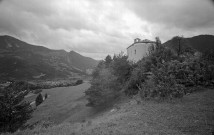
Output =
[{"x1": 2, "y1": 79, "x2": 83, "y2": 92}]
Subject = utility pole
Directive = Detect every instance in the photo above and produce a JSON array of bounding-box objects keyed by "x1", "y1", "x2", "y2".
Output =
[{"x1": 178, "y1": 37, "x2": 181, "y2": 56}]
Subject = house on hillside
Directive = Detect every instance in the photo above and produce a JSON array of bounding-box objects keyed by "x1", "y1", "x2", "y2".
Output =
[{"x1": 127, "y1": 38, "x2": 156, "y2": 62}]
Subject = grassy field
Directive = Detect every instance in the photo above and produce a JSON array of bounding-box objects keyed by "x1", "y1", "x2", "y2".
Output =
[
  {"x1": 26, "y1": 82, "x2": 95, "y2": 126},
  {"x1": 10, "y1": 87, "x2": 214, "y2": 135}
]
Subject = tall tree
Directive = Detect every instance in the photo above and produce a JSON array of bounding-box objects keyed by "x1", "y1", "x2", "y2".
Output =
[
  {"x1": 171, "y1": 36, "x2": 184, "y2": 56},
  {"x1": 105, "y1": 55, "x2": 112, "y2": 67},
  {"x1": 176, "y1": 36, "x2": 182, "y2": 56},
  {"x1": 112, "y1": 53, "x2": 132, "y2": 84},
  {"x1": 0, "y1": 87, "x2": 33, "y2": 133},
  {"x1": 155, "y1": 37, "x2": 161, "y2": 49}
]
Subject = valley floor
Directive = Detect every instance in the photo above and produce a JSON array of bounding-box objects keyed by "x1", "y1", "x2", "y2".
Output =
[
  {"x1": 10, "y1": 88, "x2": 214, "y2": 135},
  {"x1": 27, "y1": 82, "x2": 94, "y2": 125}
]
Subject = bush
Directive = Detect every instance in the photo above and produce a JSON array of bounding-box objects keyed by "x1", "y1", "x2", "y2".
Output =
[
  {"x1": 75, "y1": 80, "x2": 83, "y2": 85},
  {"x1": 169, "y1": 57, "x2": 214, "y2": 88},
  {"x1": 147, "y1": 62, "x2": 185, "y2": 98},
  {"x1": 135, "y1": 65, "x2": 185, "y2": 100},
  {"x1": 35, "y1": 93, "x2": 43, "y2": 106},
  {"x1": 45, "y1": 93, "x2": 48, "y2": 99},
  {"x1": 137, "y1": 54, "x2": 214, "y2": 100},
  {"x1": 0, "y1": 87, "x2": 33, "y2": 133},
  {"x1": 124, "y1": 53, "x2": 165, "y2": 96}
]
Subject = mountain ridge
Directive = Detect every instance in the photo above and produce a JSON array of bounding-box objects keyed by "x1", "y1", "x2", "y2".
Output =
[
  {"x1": 0, "y1": 35, "x2": 98, "y2": 81},
  {"x1": 163, "y1": 34, "x2": 214, "y2": 53}
]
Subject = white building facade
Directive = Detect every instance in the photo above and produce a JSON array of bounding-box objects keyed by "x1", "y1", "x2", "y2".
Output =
[{"x1": 127, "y1": 38, "x2": 156, "y2": 62}]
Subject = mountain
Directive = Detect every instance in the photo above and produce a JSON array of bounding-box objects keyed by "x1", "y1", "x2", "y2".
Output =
[
  {"x1": 163, "y1": 35, "x2": 214, "y2": 53},
  {"x1": 0, "y1": 35, "x2": 98, "y2": 81}
]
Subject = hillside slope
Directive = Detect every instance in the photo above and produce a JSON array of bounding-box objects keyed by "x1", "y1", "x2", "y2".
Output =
[
  {"x1": 0, "y1": 35, "x2": 98, "y2": 81},
  {"x1": 163, "y1": 35, "x2": 214, "y2": 53},
  {"x1": 11, "y1": 88, "x2": 214, "y2": 135}
]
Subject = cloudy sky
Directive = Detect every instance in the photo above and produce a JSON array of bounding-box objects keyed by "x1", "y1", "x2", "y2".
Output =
[{"x1": 0, "y1": 0, "x2": 214, "y2": 59}]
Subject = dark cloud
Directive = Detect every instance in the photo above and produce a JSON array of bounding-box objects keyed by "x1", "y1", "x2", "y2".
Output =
[
  {"x1": 0, "y1": 0, "x2": 132, "y2": 59},
  {"x1": 0, "y1": 0, "x2": 214, "y2": 59},
  {"x1": 123, "y1": 0, "x2": 214, "y2": 31}
]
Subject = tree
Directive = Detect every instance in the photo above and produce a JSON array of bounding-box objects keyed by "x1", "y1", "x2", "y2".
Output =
[
  {"x1": 155, "y1": 37, "x2": 161, "y2": 49},
  {"x1": 35, "y1": 93, "x2": 43, "y2": 106},
  {"x1": 0, "y1": 87, "x2": 33, "y2": 133},
  {"x1": 91, "y1": 60, "x2": 105, "y2": 78},
  {"x1": 104, "y1": 55, "x2": 112, "y2": 67},
  {"x1": 173, "y1": 36, "x2": 183, "y2": 56},
  {"x1": 85, "y1": 68, "x2": 121, "y2": 106},
  {"x1": 172, "y1": 36, "x2": 194, "y2": 57},
  {"x1": 111, "y1": 53, "x2": 132, "y2": 84}
]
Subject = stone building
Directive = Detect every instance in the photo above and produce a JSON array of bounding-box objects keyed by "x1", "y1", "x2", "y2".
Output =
[{"x1": 127, "y1": 38, "x2": 156, "y2": 62}]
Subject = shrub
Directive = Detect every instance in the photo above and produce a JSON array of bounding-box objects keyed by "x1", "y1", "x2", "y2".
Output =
[
  {"x1": 152, "y1": 62, "x2": 185, "y2": 97},
  {"x1": 0, "y1": 87, "x2": 33, "y2": 133},
  {"x1": 139, "y1": 54, "x2": 214, "y2": 99},
  {"x1": 35, "y1": 93, "x2": 43, "y2": 106},
  {"x1": 75, "y1": 80, "x2": 83, "y2": 85},
  {"x1": 45, "y1": 93, "x2": 48, "y2": 99},
  {"x1": 136, "y1": 62, "x2": 185, "y2": 100},
  {"x1": 124, "y1": 61, "x2": 149, "y2": 96},
  {"x1": 170, "y1": 56, "x2": 214, "y2": 88},
  {"x1": 202, "y1": 49, "x2": 214, "y2": 62},
  {"x1": 198, "y1": 61, "x2": 214, "y2": 87}
]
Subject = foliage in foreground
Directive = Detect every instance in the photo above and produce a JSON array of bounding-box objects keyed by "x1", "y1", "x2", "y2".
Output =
[
  {"x1": 138, "y1": 61, "x2": 186, "y2": 100},
  {"x1": 0, "y1": 87, "x2": 33, "y2": 133},
  {"x1": 126, "y1": 37, "x2": 214, "y2": 100},
  {"x1": 86, "y1": 36, "x2": 214, "y2": 106}
]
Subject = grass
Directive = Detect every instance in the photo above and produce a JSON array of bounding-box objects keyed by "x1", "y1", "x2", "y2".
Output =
[
  {"x1": 9, "y1": 88, "x2": 214, "y2": 135},
  {"x1": 26, "y1": 82, "x2": 93, "y2": 125}
]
